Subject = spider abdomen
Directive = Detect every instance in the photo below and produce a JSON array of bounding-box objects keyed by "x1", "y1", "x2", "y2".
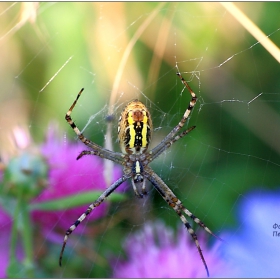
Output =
[{"x1": 118, "y1": 100, "x2": 152, "y2": 155}]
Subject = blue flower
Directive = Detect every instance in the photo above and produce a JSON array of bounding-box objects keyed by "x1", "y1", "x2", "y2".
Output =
[{"x1": 220, "y1": 188, "x2": 280, "y2": 277}]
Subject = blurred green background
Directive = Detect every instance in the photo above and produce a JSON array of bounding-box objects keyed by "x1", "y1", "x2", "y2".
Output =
[{"x1": 0, "y1": 2, "x2": 279, "y2": 277}]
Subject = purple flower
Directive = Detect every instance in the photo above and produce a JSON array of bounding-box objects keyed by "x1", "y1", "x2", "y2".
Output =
[
  {"x1": 220, "y1": 188, "x2": 280, "y2": 277},
  {"x1": 0, "y1": 123, "x2": 125, "y2": 276},
  {"x1": 32, "y1": 122, "x2": 124, "y2": 234},
  {"x1": 0, "y1": 211, "x2": 21, "y2": 277},
  {"x1": 0, "y1": 126, "x2": 31, "y2": 277},
  {"x1": 112, "y1": 220, "x2": 228, "y2": 278}
]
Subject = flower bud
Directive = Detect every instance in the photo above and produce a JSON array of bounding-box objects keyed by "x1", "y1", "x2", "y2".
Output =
[{"x1": 1, "y1": 151, "x2": 48, "y2": 200}]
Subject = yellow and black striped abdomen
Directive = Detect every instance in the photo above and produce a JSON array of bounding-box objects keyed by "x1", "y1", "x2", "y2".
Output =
[{"x1": 118, "y1": 100, "x2": 152, "y2": 154}]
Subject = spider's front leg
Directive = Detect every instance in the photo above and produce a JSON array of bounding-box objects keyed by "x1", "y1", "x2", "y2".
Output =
[
  {"x1": 144, "y1": 166, "x2": 221, "y2": 277},
  {"x1": 59, "y1": 175, "x2": 128, "y2": 266}
]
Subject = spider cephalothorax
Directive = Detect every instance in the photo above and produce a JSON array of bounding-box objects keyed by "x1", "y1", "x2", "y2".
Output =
[{"x1": 59, "y1": 72, "x2": 221, "y2": 277}]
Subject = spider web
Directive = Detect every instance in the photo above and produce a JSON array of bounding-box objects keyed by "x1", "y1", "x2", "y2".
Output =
[{"x1": 0, "y1": 2, "x2": 280, "y2": 278}]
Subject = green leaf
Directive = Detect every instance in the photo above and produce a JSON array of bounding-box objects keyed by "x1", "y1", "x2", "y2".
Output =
[{"x1": 30, "y1": 191, "x2": 127, "y2": 211}]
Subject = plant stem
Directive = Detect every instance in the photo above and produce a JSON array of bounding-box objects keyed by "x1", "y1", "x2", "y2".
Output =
[{"x1": 20, "y1": 199, "x2": 34, "y2": 277}]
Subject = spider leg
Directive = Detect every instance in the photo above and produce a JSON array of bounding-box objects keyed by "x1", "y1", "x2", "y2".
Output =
[
  {"x1": 65, "y1": 88, "x2": 124, "y2": 164},
  {"x1": 149, "y1": 126, "x2": 196, "y2": 162},
  {"x1": 180, "y1": 205, "x2": 223, "y2": 242},
  {"x1": 145, "y1": 166, "x2": 222, "y2": 241},
  {"x1": 76, "y1": 150, "x2": 124, "y2": 165},
  {"x1": 145, "y1": 166, "x2": 220, "y2": 277},
  {"x1": 59, "y1": 175, "x2": 128, "y2": 266},
  {"x1": 150, "y1": 72, "x2": 197, "y2": 160}
]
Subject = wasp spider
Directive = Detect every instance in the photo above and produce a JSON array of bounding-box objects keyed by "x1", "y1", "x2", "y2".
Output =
[{"x1": 59, "y1": 72, "x2": 221, "y2": 277}]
